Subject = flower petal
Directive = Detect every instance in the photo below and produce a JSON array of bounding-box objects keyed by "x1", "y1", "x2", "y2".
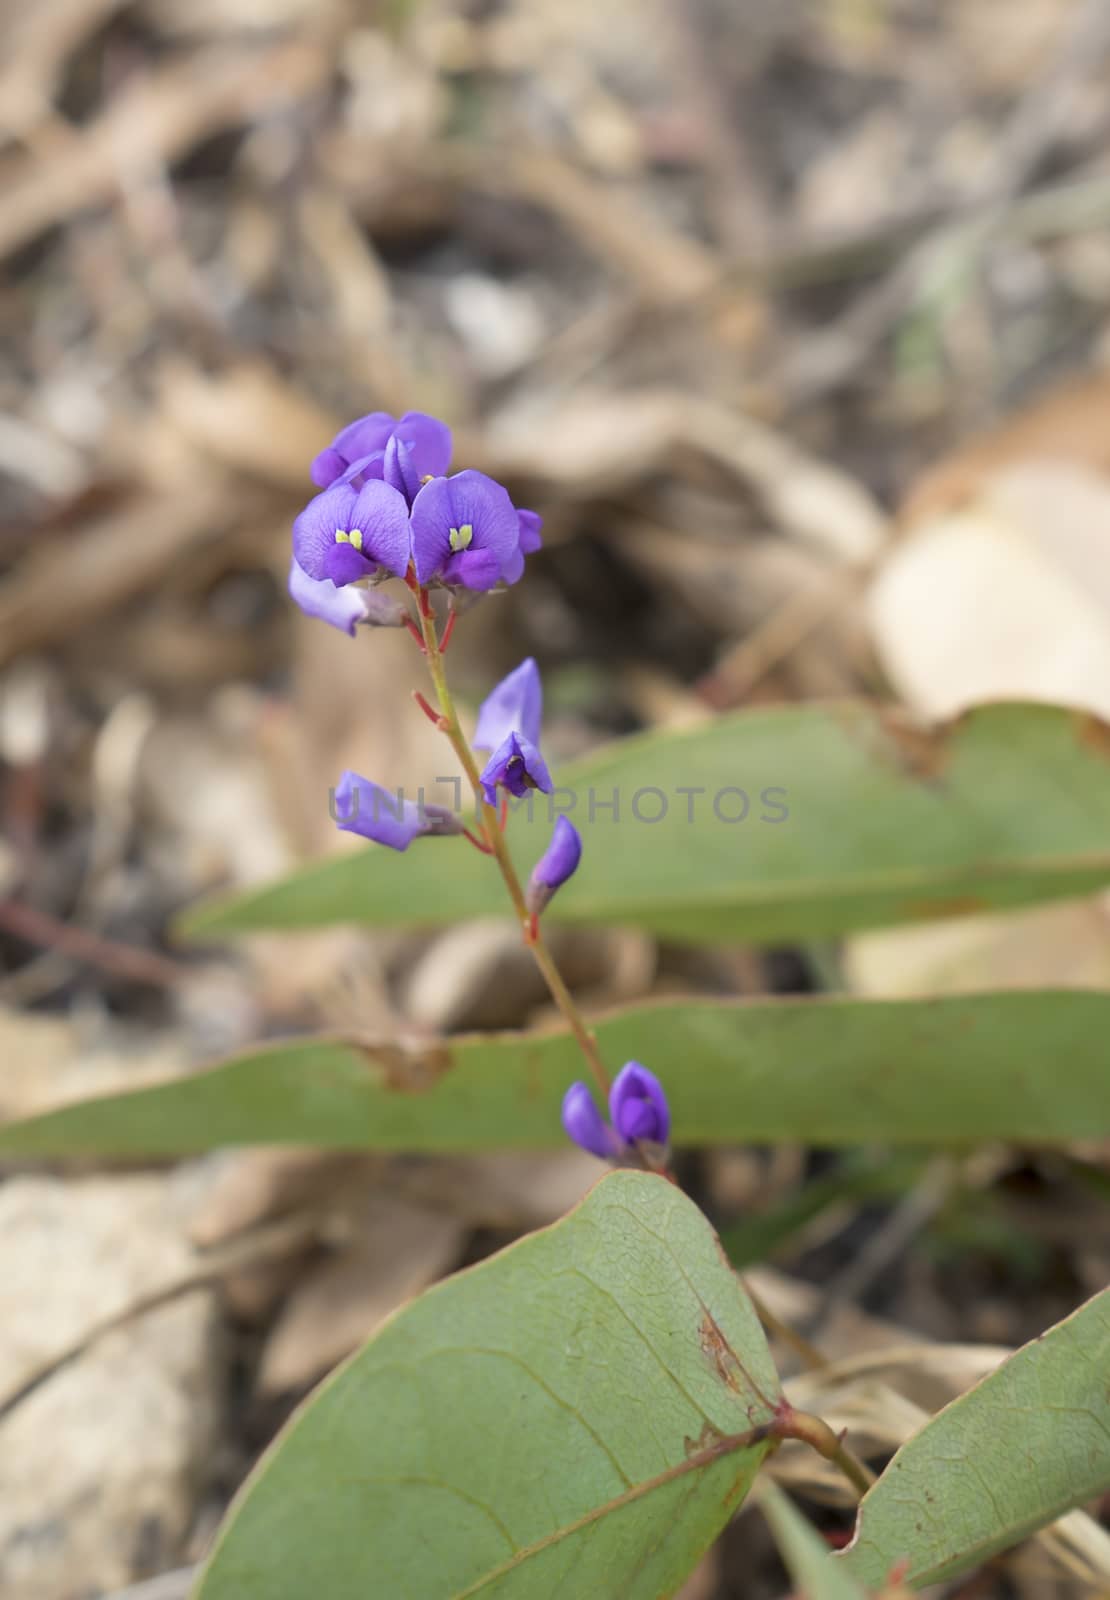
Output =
[
  {"x1": 517, "y1": 509, "x2": 543, "y2": 554},
  {"x1": 310, "y1": 446, "x2": 348, "y2": 489},
  {"x1": 350, "y1": 479, "x2": 413, "y2": 577},
  {"x1": 442, "y1": 547, "x2": 503, "y2": 590},
  {"x1": 333, "y1": 772, "x2": 425, "y2": 850},
  {"x1": 473, "y1": 658, "x2": 543, "y2": 751},
  {"x1": 609, "y1": 1061, "x2": 670, "y2": 1148},
  {"x1": 292, "y1": 485, "x2": 361, "y2": 580},
  {"x1": 561, "y1": 1083, "x2": 616, "y2": 1160},
  {"x1": 410, "y1": 470, "x2": 519, "y2": 587},
  {"x1": 478, "y1": 731, "x2": 552, "y2": 805},
  {"x1": 331, "y1": 412, "x2": 396, "y2": 464},
  {"x1": 288, "y1": 558, "x2": 368, "y2": 636},
  {"x1": 322, "y1": 541, "x2": 378, "y2": 585},
  {"x1": 395, "y1": 411, "x2": 452, "y2": 478}
]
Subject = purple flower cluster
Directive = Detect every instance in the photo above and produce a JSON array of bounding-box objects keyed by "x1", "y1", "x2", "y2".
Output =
[
  {"x1": 562, "y1": 1063, "x2": 671, "y2": 1163},
  {"x1": 290, "y1": 405, "x2": 668, "y2": 1164},
  {"x1": 289, "y1": 410, "x2": 543, "y2": 633}
]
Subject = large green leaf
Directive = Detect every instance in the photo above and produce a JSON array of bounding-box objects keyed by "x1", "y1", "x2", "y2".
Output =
[
  {"x1": 759, "y1": 1481, "x2": 870, "y2": 1598},
  {"x1": 179, "y1": 701, "x2": 1110, "y2": 944},
  {"x1": 193, "y1": 1171, "x2": 780, "y2": 1600},
  {"x1": 840, "y1": 1289, "x2": 1110, "y2": 1588},
  {"x1": 2, "y1": 991, "x2": 1108, "y2": 1156}
]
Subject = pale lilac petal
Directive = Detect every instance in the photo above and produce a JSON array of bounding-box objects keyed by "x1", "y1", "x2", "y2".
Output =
[
  {"x1": 562, "y1": 1083, "x2": 618, "y2": 1160},
  {"x1": 288, "y1": 558, "x2": 367, "y2": 636},
  {"x1": 333, "y1": 772, "x2": 463, "y2": 851},
  {"x1": 474, "y1": 659, "x2": 543, "y2": 750}
]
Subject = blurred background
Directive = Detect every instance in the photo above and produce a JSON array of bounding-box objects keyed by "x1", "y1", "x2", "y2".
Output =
[{"x1": 3, "y1": 1, "x2": 1110, "y2": 1595}]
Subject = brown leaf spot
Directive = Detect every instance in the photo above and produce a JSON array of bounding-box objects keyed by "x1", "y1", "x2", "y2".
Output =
[
  {"x1": 683, "y1": 1419, "x2": 725, "y2": 1459},
  {"x1": 1075, "y1": 710, "x2": 1110, "y2": 763},
  {"x1": 896, "y1": 893, "x2": 988, "y2": 920},
  {"x1": 700, "y1": 1309, "x2": 745, "y2": 1394},
  {"x1": 876, "y1": 707, "x2": 950, "y2": 784},
  {"x1": 350, "y1": 1040, "x2": 453, "y2": 1094}
]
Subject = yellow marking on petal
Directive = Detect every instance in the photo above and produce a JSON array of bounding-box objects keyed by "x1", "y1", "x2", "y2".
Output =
[
  {"x1": 334, "y1": 528, "x2": 363, "y2": 550},
  {"x1": 449, "y1": 523, "x2": 474, "y2": 553}
]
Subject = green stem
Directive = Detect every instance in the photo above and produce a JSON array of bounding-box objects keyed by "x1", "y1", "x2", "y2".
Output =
[{"x1": 417, "y1": 596, "x2": 611, "y2": 1099}]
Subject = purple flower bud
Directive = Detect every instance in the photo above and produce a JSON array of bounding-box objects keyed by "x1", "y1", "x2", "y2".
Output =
[
  {"x1": 609, "y1": 1061, "x2": 670, "y2": 1148},
  {"x1": 410, "y1": 470, "x2": 523, "y2": 591},
  {"x1": 311, "y1": 411, "x2": 451, "y2": 490},
  {"x1": 527, "y1": 817, "x2": 581, "y2": 916},
  {"x1": 293, "y1": 480, "x2": 411, "y2": 587},
  {"x1": 288, "y1": 560, "x2": 407, "y2": 635},
  {"x1": 561, "y1": 1083, "x2": 618, "y2": 1161},
  {"x1": 333, "y1": 771, "x2": 463, "y2": 851}
]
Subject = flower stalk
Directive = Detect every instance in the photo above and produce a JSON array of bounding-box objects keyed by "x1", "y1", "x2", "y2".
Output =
[{"x1": 416, "y1": 593, "x2": 612, "y2": 1099}]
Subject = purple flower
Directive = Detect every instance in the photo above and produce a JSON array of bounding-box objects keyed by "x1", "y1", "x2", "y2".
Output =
[
  {"x1": 472, "y1": 658, "x2": 553, "y2": 805},
  {"x1": 410, "y1": 470, "x2": 523, "y2": 591},
  {"x1": 332, "y1": 771, "x2": 463, "y2": 852},
  {"x1": 311, "y1": 411, "x2": 451, "y2": 491},
  {"x1": 609, "y1": 1061, "x2": 670, "y2": 1146},
  {"x1": 561, "y1": 1061, "x2": 671, "y2": 1163},
  {"x1": 561, "y1": 1083, "x2": 618, "y2": 1160},
  {"x1": 288, "y1": 559, "x2": 407, "y2": 636},
  {"x1": 293, "y1": 480, "x2": 411, "y2": 587},
  {"x1": 527, "y1": 817, "x2": 581, "y2": 916}
]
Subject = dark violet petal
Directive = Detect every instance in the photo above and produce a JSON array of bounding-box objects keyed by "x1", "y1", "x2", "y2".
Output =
[
  {"x1": 473, "y1": 658, "x2": 543, "y2": 751},
  {"x1": 442, "y1": 547, "x2": 503, "y2": 590},
  {"x1": 333, "y1": 771, "x2": 425, "y2": 851},
  {"x1": 322, "y1": 541, "x2": 378, "y2": 586},
  {"x1": 310, "y1": 446, "x2": 348, "y2": 489},
  {"x1": 517, "y1": 509, "x2": 543, "y2": 554},
  {"x1": 561, "y1": 1083, "x2": 617, "y2": 1161},
  {"x1": 395, "y1": 411, "x2": 452, "y2": 478},
  {"x1": 350, "y1": 479, "x2": 413, "y2": 577},
  {"x1": 609, "y1": 1061, "x2": 670, "y2": 1148},
  {"x1": 292, "y1": 484, "x2": 361, "y2": 580},
  {"x1": 383, "y1": 436, "x2": 421, "y2": 504},
  {"x1": 288, "y1": 558, "x2": 368, "y2": 636},
  {"x1": 478, "y1": 731, "x2": 552, "y2": 805}
]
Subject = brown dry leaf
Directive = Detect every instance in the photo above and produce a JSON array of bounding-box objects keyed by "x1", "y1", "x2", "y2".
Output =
[
  {"x1": 860, "y1": 455, "x2": 1110, "y2": 997},
  {"x1": 0, "y1": 39, "x2": 329, "y2": 262},
  {"x1": 257, "y1": 1197, "x2": 464, "y2": 1393},
  {"x1": 157, "y1": 361, "x2": 338, "y2": 488},
  {"x1": 900, "y1": 369, "x2": 1110, "y2": 525}
]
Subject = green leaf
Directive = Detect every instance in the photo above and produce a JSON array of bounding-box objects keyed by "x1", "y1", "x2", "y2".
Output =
[
  {"x1": 178, "y1": 702, "x2": 1110, "y2": 944},
  {"x1": 840, "y1": 1288, "x2": 1110, "y2": 1588},
  {"x1": 759, "y1": 1481, "x2": 870, "y2": 1598},
  {"x1": 193, "y1": 1171, "x2": 780, "y2": 1600},
  {"x1": 2, "y1": 991, "x2": 1108, "y2": 1157}
]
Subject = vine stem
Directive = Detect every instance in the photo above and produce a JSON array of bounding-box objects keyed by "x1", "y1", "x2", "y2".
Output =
[{"x1": 416, "y1": 594, "x2": 611, "y2": 1099}]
